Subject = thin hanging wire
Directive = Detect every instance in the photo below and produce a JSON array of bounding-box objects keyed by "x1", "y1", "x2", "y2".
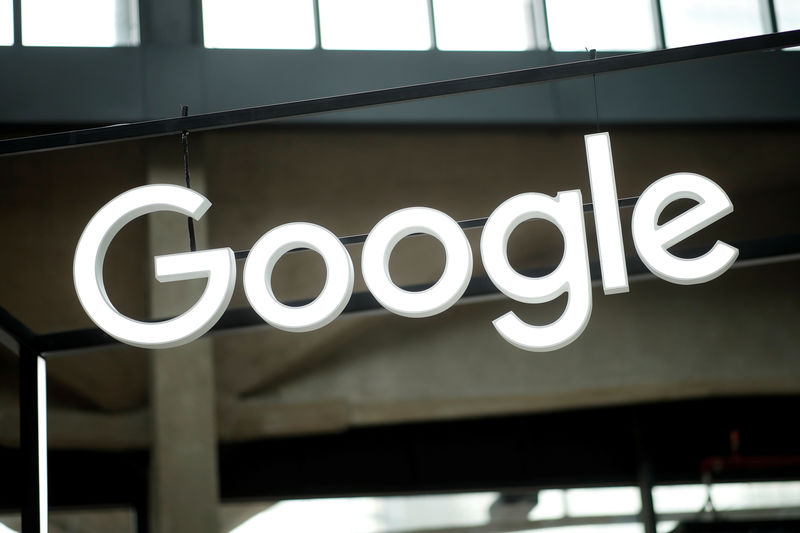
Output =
[
  {"x1": 181, "y1": 105, "x2": 197, "y2": 252},
  {"x1": 588, "y1": 48, "x2": 600, "y2": 133}
]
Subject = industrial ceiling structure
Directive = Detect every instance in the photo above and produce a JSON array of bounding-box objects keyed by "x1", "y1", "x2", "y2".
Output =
[{"x1": 1, "y1": 2, "x2": 799, "y2": 533}]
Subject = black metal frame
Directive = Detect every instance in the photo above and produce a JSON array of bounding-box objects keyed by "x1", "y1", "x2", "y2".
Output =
[
  {"x1": 0, "y1": 314, "x2": 46, "y2": 533},
  {"x1": 0, "y1": 30, "x2": 799, "y2": 157},
  {"x1": 2, "y1": 29, "x2": 800, "y2": 533}
]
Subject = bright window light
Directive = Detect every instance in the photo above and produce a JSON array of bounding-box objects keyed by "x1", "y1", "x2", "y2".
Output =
[
  {"x1": 231, "y1": 493, "x2": 497, "y2": 533},
  {"x1": 709, "y1": 481, "x2": 800, "y2": 510},
  {"x1": 775, "y1": 0, "x2": 800, "y2": 50},
  {"x1": 652, "y1": 484, "x2": 707, "y2": 513},
  {"x1": 546, "y1": 0, "x2": 657, "y2": 51},
  {"x1": 660, "y1": 0, "x2": 768, "y2": 48},
  {"x1": 528, "y1": 487, "x2": 641, "y2": 521},
  {"x1": 654, "y1": 481, "x2": 800, "y2": 513},
  {"x1": 776, "y1": 0, "x2": 800, "y2": 31},
  {"x1": 202, "y1": 0, "x2": 316, "y2": 49},
  {"x1": 0, "y1": 0, "x2": 12, "y2": 46},
  {"x1": 528, "y1": 489, "x2": 566, "y2": 520},
  {"x1": 525, "y1": 524, "x2": 644, "y2": 533},
  {"x1": 22, "y1": 0, "x2": 138, "y2": 47},
  {"x1": 372, "y1": 492, "x2": 496, "y2": 530},
  {"x1": 565, "y1": 486, "x2": 641, "y2": 517},
  {"x1": 433, "y1": 0, "x2": 534, "y2": 51},
  {"x1": 232, "y1": 498, "x2": 383, "y2": 533},
  {"x1": 319, "y1": 0, "x2": 431, "y2": 50}
]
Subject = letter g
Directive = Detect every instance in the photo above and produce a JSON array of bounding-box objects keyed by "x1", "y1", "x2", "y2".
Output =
[{"x1": 73, "y1": 184, "x2": 236, "y2": 349}]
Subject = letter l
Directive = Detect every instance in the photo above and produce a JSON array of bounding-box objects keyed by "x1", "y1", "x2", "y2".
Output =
[{"x1": 585, "y1": 132, "x2": 629, "y2": 294}]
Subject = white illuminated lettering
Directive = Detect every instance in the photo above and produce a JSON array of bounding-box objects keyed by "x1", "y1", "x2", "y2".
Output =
[
  {"x1": 632, "y1": 173, "x2": 738, "y2": 285},
  {"x1": 585, "y1": 132, "x2": 629, "y2": 294},
  {"x1": 480, "y1": 191, "x2": 593, "y2": 352},
  {"x1": 361, "y1": 207, "x2": 472, "y2": 318},
  {"x1": 73, "y1": 133, "x2": 739, "y2": 352},
  {"x1": 73, "y1": 185, "x2": 236, "y2": 349},
  {"x1": 243, "y1": 223, "x2": 354, "y2": 332}
]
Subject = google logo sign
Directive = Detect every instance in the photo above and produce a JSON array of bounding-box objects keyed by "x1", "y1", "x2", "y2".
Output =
[{"x1": 74, "y1": 133, "x2": 737, "y2": 352}]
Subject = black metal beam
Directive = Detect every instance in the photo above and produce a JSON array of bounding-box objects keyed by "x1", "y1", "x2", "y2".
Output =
[
  {"x1": 637, "y1": 451, "x2": 658, "y2": 533},
  {"x1": 0, "y1": 446, "x2": 149, "y2": 512},
  {"x1": 0, "y1": 306, "x2": 37, "y2": 353},
  {"x1": 218, "y1": 396, "x2": 800, "y2": 500},
  {"x1": 1, "y1": 397, "x2": 798, "y2": 510},
  {"x1": 1, "y1": 30, "x2": 799, "y2": 157}
]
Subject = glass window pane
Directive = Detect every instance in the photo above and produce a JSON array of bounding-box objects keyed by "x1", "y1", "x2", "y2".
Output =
[
  {"x1": 230, "y1": 493, "x2": 498, "y2": 532},
  {"x1": 22, "y1": 0, "x2": 139, "y2": 47},
  {"x1": 203, "y1": 0, "x2": 316, "y2": 49},
  {"x1": 0, "y1": 0, "x2": 12, "y2": 46},
  {"x1": 653, "y1": 484, "x2": 708, "y2": 513},
  {"x1": 564, "y1": 486, "x2": 642, "y2": 517},
  {"x1": 528, "y1": 525, "x2": 645, "y2": 533},
  {"x1": 546, "y1": 0, "x2": 657, "y2": 51},
  {"x1": 654, "y1": 482, "x2": 800, "y2": 514},
  {"x1": 528, "y1": 489, "x2": 566, "y2": 520},
  {"x1": 661, "y1": 0, "x2": 767, "y2": 48},
  {"x1": 775, "y1": 0, "x2": 800, "y2": 31},
  {"x1": 319, "y1": 0, "x2": 430, "y2": 51},
  {"x1": 433, "y1": 0, "x2": 533, "y2": 51}
]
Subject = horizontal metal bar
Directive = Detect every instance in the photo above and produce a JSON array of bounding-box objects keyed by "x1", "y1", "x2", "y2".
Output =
[
  {"x1": 0, "y1": 305, "x2": 38, "y2": 353},
  {"x1": 1, "y1": 30, "x2": 799, "y2": 157},
  {"x1": 34, "y1": 233, "x2": 800, "y2": 354},
  {"x1": 233, "y1": 196, "x2": 639, "y2": 260}
]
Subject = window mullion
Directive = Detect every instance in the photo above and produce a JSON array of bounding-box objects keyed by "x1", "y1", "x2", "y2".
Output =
[
  {"x1": 12, "y1": 0, "x2": 20, "y2": 45},
  {"x1": 651, "y1": 0, "x2": 666, "y2": 49},
  {"x1": 426, "y1": 0, "x2": 437, "y2": 50},
  {"x1": 531, "y1": 0, "x2": 550, "y2": 50},
  {"x1": 764, "y1": 0, "x2": 779, "y2": 32}
]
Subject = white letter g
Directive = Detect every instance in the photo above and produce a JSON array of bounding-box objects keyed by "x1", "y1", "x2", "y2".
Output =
[{"x1": 73, "y1": 184, "x2": 235, "y2": 349}]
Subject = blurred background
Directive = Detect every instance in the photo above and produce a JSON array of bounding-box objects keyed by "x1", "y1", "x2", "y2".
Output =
[{"x1": 0, "y1": 1, "x2": 799, "y2": 532}]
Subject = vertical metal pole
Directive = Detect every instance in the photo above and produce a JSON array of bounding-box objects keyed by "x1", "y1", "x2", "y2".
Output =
[
  {"x1": 638, "y1": 458, "x2": 657, "y2": 533},
  {"x1": 20, "y1": 346, "x2": 47, "y2": 533},
  {"x1": 651, "y1": 0, "x2": 666, "y2": 49},
  {"x1": 634, "y1": 417, "x2": 657, "y2": 533},
  {"x1": 192, "y1": 0, "x2": 204, "y2": 46},
  {"x1": 114, "y1": 0, "x2": 141, "y2": 46},
  {"x1": 12, "y1": 0, "x2": 22, "y2": 46},
  {"x1": 312, "y1": 0, "x2": 322, "y2": 49},
  {"x1": 426, "y1": 0, "x2": 437, "y2": 51},
  {"x1": 135, "y1": 493, "x2": 149, "y2": 533},
  {"x1": 766, "y1": 0, "x2": 779, "y2": 33},
  {"x1": 530, "y1": 0, "x2": 551, "y2": 50}
]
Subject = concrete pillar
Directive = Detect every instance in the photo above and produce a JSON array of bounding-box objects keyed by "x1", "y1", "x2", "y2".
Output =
[{"x1": 147, "y1": 139, "x2": 219, "y2": 533}]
